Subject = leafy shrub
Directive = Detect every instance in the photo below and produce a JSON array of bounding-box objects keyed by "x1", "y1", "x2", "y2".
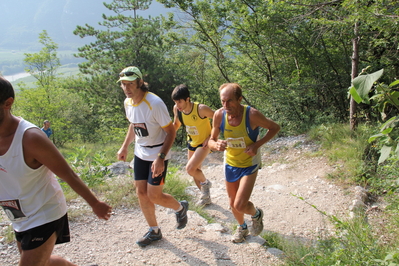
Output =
[{"x1": 64, "y1": 146, "x2": 110, "y2": 187}]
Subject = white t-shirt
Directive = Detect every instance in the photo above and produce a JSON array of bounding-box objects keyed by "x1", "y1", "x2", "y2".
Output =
[
  {"x1": 124, "y1": 92, "x2": 172, "y2": 161},
  {"x1": 0, "y1": 118, "x2": 67, "y2": 232}
]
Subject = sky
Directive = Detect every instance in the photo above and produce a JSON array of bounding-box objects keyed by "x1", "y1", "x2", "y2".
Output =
[
  {"x1": 0, "y1": 0, "x2": 172, "y2": 51},
  {"x1": 1, "y1": 1, "x2": 175, "y2": 81}
]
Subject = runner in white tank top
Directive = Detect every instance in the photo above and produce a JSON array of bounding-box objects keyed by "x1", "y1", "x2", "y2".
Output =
[
  {"x1": 0, "y1": 118, "x2": 67, "y2": 232},
  {"x1": 0, "y1": 76, "x2": 112, "y2": 266}
]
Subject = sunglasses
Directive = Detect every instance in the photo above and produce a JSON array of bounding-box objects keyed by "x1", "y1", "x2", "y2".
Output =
[{"x1": 119, "y1": 71, "x2": 140, "y2": 78}]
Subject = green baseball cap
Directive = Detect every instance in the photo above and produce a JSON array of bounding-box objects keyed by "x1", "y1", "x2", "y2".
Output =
[{"x1": 117, "y1": 66, "x2": 143, "y2": 83}]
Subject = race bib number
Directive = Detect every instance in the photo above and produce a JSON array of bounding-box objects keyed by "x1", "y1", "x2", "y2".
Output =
[
  {"x1": 185, "y1": 125, "x2": 199, "y2": 136},
  {"x1": 0, "y1": 199, "x2": 27, "y2": 222},
  {"x1": 227, "y1": 137, "x2": 246, "y2": 149},
  {"x1": 133, "y1": 123, "x2": 149, "y2": 137}
]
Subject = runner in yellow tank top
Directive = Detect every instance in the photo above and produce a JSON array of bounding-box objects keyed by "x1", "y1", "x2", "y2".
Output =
[
  {"x1": 180, "y1": 102, "x2": 212, "y2": 148},
  {"x1": 222, "y1": 105, "x2": 261, "y2": 168},
  {"x1": 172, "y1": 84, "x2": 215, "y2": 206},
  {"x1": 209, "y1": 83, "x2": 280, "y2": 243}
]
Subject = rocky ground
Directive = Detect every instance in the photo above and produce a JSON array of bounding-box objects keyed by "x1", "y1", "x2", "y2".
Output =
[{"x1": 0, "y1": 135, "x2": 362, "y2": 265}]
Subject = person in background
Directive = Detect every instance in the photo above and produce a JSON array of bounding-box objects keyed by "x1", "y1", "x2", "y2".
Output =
[
  {"x1": 41, "y1": 120, "x2": 52, "y2": 138},
  {"x1": 172, "y1": 84, "x2": 215, "y2": 206},
  {"x1": 116, "y1": 66, "x2": 189, "y2": 247},
  {"x1": 208, "y1": 82, "x2": 280, "y2": 243},
  {"x1": 0, "y1": 76, "x2": 112, "y2": 266}
]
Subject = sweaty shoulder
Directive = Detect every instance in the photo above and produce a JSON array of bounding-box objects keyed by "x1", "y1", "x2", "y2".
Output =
[
  {"x1": 23, "y1": 127, "x2": 49, "y2": 150},
  {"x1": 198, "y1": 104, "x2": 214, "y2": 118},
  {"x1": 213, "y1": 108, "x2": 224, "y2": 124},
  {"x1": 248, "y1": 106, "x2": 271, "y2": 129},
  {"x1": 22, "y1": 127, "x2": 53, "y2": 168},
  {"x1": 214, "y1": 108, "x2": 224, "y2": 117}
]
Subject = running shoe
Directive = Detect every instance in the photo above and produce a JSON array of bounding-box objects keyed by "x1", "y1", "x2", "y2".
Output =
[
  {"x1": 198, "y1": 180, "x2": 212, "y2": 206},
  {"x1": 250, "y1": 207, "x2": 264, "y2": 236},
  {"x1": 232, "y1": 226, "x2": 249, "y2": 243},
  {"x1": 175, "y1": 200, "x2": 189, "y2": 229},
  {"x1": 136, "y1": 228, "x2": 162, "y2": 247}
]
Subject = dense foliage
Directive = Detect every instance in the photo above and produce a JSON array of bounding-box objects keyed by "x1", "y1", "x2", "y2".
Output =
[
  {"x1": 73, "y1": 0, "x2": 398, "y2": 135},
  {"x1": 11, "y1": 0, "x2": 399, "y2": 144}
]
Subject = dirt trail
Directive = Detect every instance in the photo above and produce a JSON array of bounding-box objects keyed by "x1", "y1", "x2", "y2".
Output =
[{"x1": 0, "y1": 135, "x2": 355, "y2": 266}]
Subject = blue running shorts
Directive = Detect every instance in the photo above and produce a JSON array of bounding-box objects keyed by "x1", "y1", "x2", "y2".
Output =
[{"x1": 225, "y1": 164, "x2": 259, "y2": 183}]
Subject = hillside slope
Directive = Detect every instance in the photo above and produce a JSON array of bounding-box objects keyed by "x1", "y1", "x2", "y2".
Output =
[{"x1": 0, "y1": 135, "x2": 356, "y2": 265}]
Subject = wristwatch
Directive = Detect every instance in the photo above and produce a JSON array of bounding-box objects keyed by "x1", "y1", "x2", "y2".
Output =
[{"x1": 158, "y1": 152, "x2": 166, "y2": 159}]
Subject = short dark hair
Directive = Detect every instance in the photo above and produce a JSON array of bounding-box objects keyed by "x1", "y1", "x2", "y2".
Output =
[
  {"x1": 0, "y1": 77, "x2": 15, "y2": 104},
  {"x1": 171, "y1": 84, "x2": 190, "y2": 101}
]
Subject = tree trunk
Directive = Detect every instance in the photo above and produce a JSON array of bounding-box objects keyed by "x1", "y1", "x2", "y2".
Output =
[{"x1": 350, "y1": 22, "x2": 360, "y2": 131}]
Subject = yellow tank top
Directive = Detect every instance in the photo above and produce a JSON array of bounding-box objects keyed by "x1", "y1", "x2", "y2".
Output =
[
  {"x1": 181, "y1": 102, "x2": 212, "y2": 148},
  {"x1": 222, "y1": 105, "x2": 261, "y2": 167}
]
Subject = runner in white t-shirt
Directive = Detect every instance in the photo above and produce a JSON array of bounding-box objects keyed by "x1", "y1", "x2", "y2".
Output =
[{"x1": 116, "y1": 66, "x2": 189, "y2": 247}]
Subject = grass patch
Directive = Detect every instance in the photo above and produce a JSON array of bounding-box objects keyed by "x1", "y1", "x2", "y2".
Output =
[
  {"x1": 164, "y1": 165, "x2": 192, "y2": 202},
  {"x1": 59, "y1": 141, "x2": 132, "y2": 164},
  {"x1": 264, "y1": 207, "x2": 395, "y2": 265},
  {"x1": 0, "y1": 213, "x2": 15, "y2": 244},
  {"x1": 1, "y1": 224, "x2": 15, "y2": 244},
  {"x1": 100, "y1": 173, "x2": 138, "y2": 208},
  {"x1": 308, "y1": 123, "x2": 373, "y2": 183},
  {"x1": 191, "y1": 205, "x2": 217, "y2": 224},
  {"x1": 262, "y1": 231, "x2": 313, "y2": 263}
]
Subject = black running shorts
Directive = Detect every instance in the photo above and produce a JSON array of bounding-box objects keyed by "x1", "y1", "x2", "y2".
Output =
[
  {"x1": 133, "y1": 156, "x2": 168, "y2": 185},
  {"x1": 15, "y1": 213, "x2": 70, "y2": 250}
]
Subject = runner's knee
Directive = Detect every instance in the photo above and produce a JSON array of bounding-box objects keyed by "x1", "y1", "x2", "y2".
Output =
[
  {"x1": 185, "y1": 164, "x2": 198, "y2": 176},
  {"x1": 233, "y1": 200, "x2": 248, "y2": 213}
]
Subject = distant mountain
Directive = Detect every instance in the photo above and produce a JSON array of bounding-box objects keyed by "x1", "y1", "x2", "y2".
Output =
[{"x1": 0, "y1": 0, "x2": 169, "y2": 51}]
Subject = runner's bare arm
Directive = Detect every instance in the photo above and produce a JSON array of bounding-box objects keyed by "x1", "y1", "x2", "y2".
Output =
[
  {"x1": 245, "y1": 108, "x2": 280, "y2": 156},
  {"x1": 198, "y1": 104, "x2": 215, "y2": 119},
  {"x1": 172, "y1": 105, "x2": 181, "y2": 132},
  {"x1": 23, "y1": 128, "x2": 112, "y2": 220},
  {"x1": 151, "y1": 122, "x2": 176, "y2": 177},
  {"x1": 117, "y1": 123, "x2": 135, "y2": 161},
  {"x1": 208, "y1": 109, "x2": 227, "y2": 151}
]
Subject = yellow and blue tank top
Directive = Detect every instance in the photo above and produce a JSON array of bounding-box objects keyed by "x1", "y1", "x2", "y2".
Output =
[
  {"x1": 220, "y1": 105, "x2": 261, "y2": 168},
  {"x1": 179, "y1": 102, "x2": 212, "y2": 148}
]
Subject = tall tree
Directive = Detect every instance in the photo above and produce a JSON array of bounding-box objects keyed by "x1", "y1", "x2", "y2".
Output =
[
  {"x1": 24, "y1": 30, "x2": 60, "y2": 93},
  {"x1": 160, "y1": 0, "x2": 232, "y2": 81},
  {"x1": 17, "y1": 31, "x2": 94, "y2": 145},
  {"x1": 350, "y1": 21, "x2": 360, "y2": 130}
]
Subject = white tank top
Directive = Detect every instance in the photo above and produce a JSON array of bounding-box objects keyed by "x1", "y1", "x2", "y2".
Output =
[{"x1": 0, "y1": 118, "x2": 67, "y2": 232}]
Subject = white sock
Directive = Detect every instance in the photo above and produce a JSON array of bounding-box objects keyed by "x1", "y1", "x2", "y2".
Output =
[
  {"x1": 200, "y1": 179, "x2": 208, "y2": 186},
  {"x1": 150, "y1": 226, "x2": 159, "y2": 233},
  {"x1": 252, "y1": 209, "x2": 260, "y2": 219},
  {"x1": 175, "y1": 203, "x2": 183, "y2": 212}
]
